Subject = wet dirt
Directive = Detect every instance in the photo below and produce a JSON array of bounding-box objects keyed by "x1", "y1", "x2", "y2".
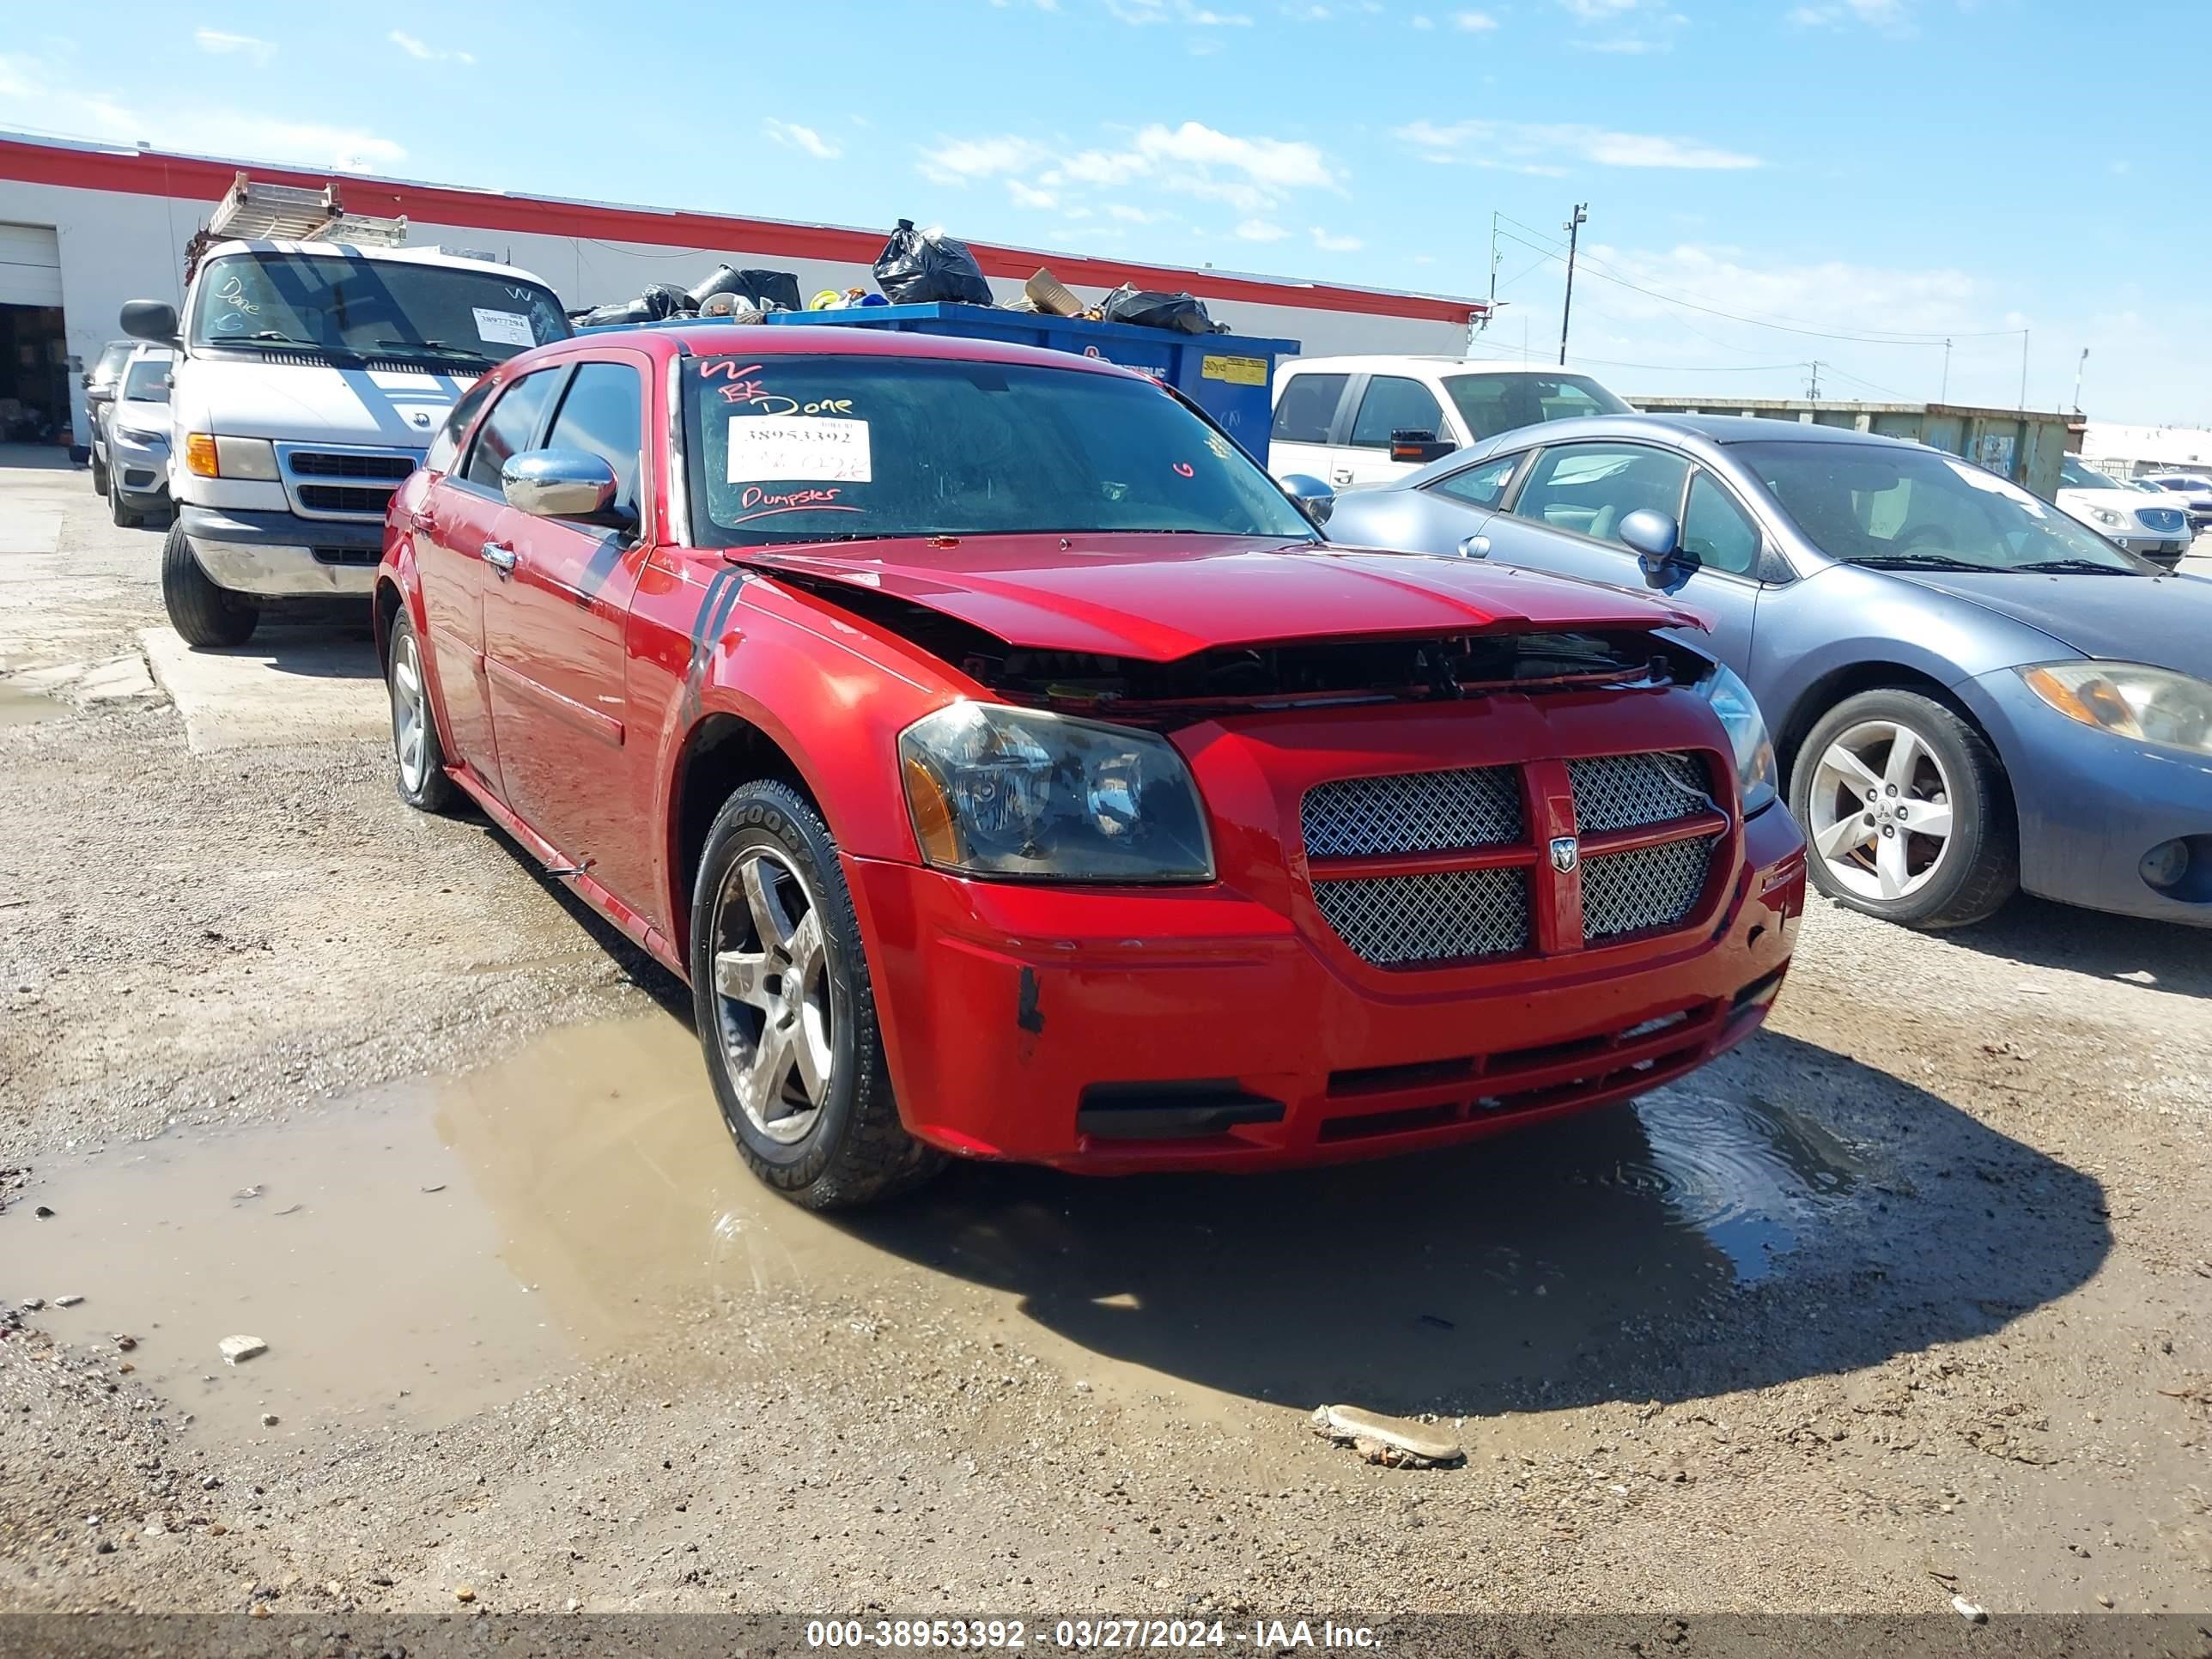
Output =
[{"x1": 9, "y1": 1012, "x2": 1881, "y2": 1449}]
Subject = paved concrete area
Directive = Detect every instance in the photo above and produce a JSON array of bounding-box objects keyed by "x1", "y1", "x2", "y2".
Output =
[{"x1": 140, "y1": 624, "x2": 385, "y2": 755}]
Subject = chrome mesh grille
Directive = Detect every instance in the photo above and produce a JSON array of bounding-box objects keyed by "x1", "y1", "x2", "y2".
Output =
[
  {"x1": 1581, "y1": 834, "x2": 1718, "y2": 942},
  {"x1": 1567, "y1": 750, "x2": 1712, "y2": 834},
  {"x1": 1301, "y1": 766, "x2": 1523, "y2": 860},
  {"x1": 1311, "y1": 867, "x2": 1530, "y2": 966}
]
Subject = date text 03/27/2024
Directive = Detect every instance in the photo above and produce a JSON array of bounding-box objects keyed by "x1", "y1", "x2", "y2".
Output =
[{"x1": 804, "y1": 1621, "x2": 1382, "y2": 1650}]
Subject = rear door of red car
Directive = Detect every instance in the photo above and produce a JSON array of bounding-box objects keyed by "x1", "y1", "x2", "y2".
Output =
[{"x1": 479, "y1": 349, "x2": 657, "y2": 914}]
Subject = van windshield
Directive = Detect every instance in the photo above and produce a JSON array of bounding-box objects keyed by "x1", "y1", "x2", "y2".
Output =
[
  {"x1": 190, "y1": 252, "x2": 569, "y2": 366},
  {"x1": 684, "y1": 355, "x2": 1316, "y2": 548}
]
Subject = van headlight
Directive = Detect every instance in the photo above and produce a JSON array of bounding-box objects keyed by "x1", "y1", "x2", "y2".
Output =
[
  {"x1": 2021, "y1": 662, "x2": 2212, "y2": 755},
  {"x1": 1695, "y1": 662, "x2": 1778, "y2": 816},
  {"x1": 898, "y1": 702, "x2": 1215, "y2": 882}
]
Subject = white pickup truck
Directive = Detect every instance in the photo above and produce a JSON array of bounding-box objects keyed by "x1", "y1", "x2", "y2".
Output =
[{"x1": 121, "y1": 179, "x2": 568, "y2": 646}]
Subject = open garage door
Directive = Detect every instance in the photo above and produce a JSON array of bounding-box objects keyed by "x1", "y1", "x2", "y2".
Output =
[
  {"x1": 0, "y1": 222, "x2": 70, "y2": 445},
  {"x1": 0, "y1": 222, "x2": 62, "y2": 307}
]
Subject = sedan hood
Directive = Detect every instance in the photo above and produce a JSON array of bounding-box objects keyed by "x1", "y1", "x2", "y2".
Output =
[
  {"x1": 738, "y1": 534, "x2": 1704, "y2": 662},
  {"x1": 1893, "y1": 570, "x2": 2212, "y2": 674}
]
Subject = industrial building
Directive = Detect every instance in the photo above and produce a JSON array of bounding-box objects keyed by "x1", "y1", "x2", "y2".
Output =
[{"x1": 0, "y1": 130, "x2": 1486, "y2": 450}]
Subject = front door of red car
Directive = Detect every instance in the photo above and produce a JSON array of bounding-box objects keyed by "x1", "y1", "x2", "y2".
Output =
[{"x1": 480, "y1": 352, "x2": 656, "y2": 915}]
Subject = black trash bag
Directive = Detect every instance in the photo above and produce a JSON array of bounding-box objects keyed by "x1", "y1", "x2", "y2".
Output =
[
  {"x1": 873, "y1": 219, "x2": 994, "y2": 307},
  {"x1": 576, "y1": 297, "x2": 658, "y2": 328},
  {"x1": 640, "y1": 283, "x2": 690, "y2": 319},
  {"x1": 686, "y1": 265, "x2": 803, "y2": 313},
  {"x1": 1099, "y1": 283, "x2": 1217, "y2": 335}
]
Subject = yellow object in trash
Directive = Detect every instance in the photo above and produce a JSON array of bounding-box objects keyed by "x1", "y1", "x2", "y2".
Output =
[{"x1": 809, "y1": 289, "x2": 844, "y2": 311}]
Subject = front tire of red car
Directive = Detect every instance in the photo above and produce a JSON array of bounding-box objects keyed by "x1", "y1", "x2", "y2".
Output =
[{"x1": 690, "y1": 781, "x2": 943, "y2": 1209}]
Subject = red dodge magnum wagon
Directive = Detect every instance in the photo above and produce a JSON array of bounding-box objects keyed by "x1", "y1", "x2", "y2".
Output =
[{"x1": 374, "y1": 325, "x2": 1807, "y2": 1206}]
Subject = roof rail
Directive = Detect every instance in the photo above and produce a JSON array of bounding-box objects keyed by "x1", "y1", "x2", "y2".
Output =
[{"x1": 206, "y1": 172, "x2": 408, "y2": 246}]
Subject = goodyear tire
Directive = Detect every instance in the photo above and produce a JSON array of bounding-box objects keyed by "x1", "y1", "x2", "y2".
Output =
[
  {"x1": 690, "y1": 781, "x2": 941, "y2": 1209},
  {"x1": 161, "y1": 522, "x2": 258, "y2": 648}
]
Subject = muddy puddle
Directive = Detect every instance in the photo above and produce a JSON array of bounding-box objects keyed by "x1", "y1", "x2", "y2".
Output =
[
  {"x1": 0, "y1": 681, "x2": 62, "y2": 726},
  {"x1": 9, "y1": 1013, "x2": 1877, "y2": 1441}
]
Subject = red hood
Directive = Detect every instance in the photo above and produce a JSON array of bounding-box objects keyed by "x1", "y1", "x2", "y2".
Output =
[{"x1": 736, "y1": 534, "x2": 1703, "y2": 662}]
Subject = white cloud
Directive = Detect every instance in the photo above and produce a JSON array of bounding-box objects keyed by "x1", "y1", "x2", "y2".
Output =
[
  {"x1": 1556, "y1": 0, "x2": 1642, "y2": 15},
  {"x1": 1575, "y1": 34, "x2": 1667, "y2": 49},
  {"x1": 1789, "y1": 0, "x2": 1910, "y2": 26},
  {"x1": 1451, "y1": 9, "x2": 1499, "y2": 27},
  {"x1": 1397, "y1": 117, "x2": 1761, "y2": 171},
  {"x1": 924, "y1": 119, "x2": 1338, "y2": 216},
  {"x1": 388, "y1": 30, "x2": 475, "y2": 65},
  {"x1": 1310, "y1": 227, "x2": 1363, "y2": 252},
  {"x1": 1006, "y1": 179, "x2": 1058, "y2": 209},
  {"x1": 917, "y1": 135, "x2": 1049, "y2": 185},
  {"x1": 1412, "y1": 10, "x2": 1436, "y2": 23},
  {"x1": 1106, "y1": 203, "x2": 1160, "y2": 222},
  {"x1": 1235, "y1": 218, "x2": 1289, "y2": 240},
  {"x1": 0, "y1": 50, "x2": 404, "y2": 173},
  {"x1": 1107, "y1": 0, "x2": 1249, "y2": 20},
  {"x1": 194, "y1": 29, "x2": 276, "y2": 67},
  {"x1": 762, "y1": 118, "x2": 841, "y2": 161}
]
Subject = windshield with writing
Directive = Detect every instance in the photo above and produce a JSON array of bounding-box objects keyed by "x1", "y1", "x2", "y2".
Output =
[
  {"x1": 190, "y1": 252, "x2": 568, "y2": 365},
  {"x1": 684, "y1": 356, "x2": 1315, "y2": 548},
  {"x1": 1744, "y1": 441, "x2": 2150, "y2": 574}
]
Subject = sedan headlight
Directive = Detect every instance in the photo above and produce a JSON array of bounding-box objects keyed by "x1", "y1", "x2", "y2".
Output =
[
  {"x1": 2020, "y1": 662, "x2": 2212, "y2": 756},
  {"x1": 115, "y1": 423, "x2": 168, "y2": 445},
  {"x1": 1694, "y1": 662, "x2": 1778, "y2": 815},
  {"x1": 898, "y1": 702, "x2": 1214, "y2": 882},
  {"x1": 2088, "y1": 507, "x2": 2124, "y2": 527}
]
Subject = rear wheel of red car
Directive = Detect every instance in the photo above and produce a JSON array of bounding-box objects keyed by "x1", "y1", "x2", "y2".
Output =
[
  {"x1": 386, "y1": 613, "x2": 453, "y2": 814},
  {"x1": 1790, "y1": 689, "x2": 2016, "y2": 930},
  {"x1": 690, "y1": 781, "x2": 942, "y2": 1209}
]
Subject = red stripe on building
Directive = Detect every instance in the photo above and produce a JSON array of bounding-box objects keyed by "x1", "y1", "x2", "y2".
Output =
[{"x1": 0, "y1": 137, "x2": 1484, "y2": 326}]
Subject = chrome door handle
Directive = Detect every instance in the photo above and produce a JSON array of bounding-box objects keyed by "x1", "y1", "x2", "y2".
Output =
[
  {"x1": 1330, "y1": 467, "x2": 1353, "y2": 484},
  {"x1": 482, "y1": 541, "x2": 517, "y2": 575},
  {"x1": 409, "y1": 508, "x2": 436, "y2": 534}
]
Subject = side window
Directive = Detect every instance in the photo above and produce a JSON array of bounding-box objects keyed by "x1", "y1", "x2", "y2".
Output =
[
  {"x1": 425, "y1": 377, "x2": 496, "y2": 476},
  {"x1": 1680, "y1": 471, "x2": 1763, "y2": 575},
  {"x1": 1349, "y1": 375, "x2": 1448, "y2": 448},
  {"x1": 1511, "y1": 443, "x2": 1690, "y2": 545},
  {"x1": 1431, "y1": 453, "x2": 1521, "y2": 510},
  {"x1": 1271, "y1": 372, "x2": 1348, "y2": 445},
  {"x1": 463, "y1": 369, "x2": 559, "y2": 491},
  {"x1": 542, "y1": 361, "x2": 645, "y2": 526}
]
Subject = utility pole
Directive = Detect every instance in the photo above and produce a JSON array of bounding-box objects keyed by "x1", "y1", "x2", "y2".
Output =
[
  {"x1": 1486, "y1": 210, "x2": 1499, "y2": 332},
  {"x1": 1558, "y1": 202, "x2": 1587, "y2": 368},
  {"x1": 2072, "y1": 347, "x2": 2087, "y2": 413},
  {"x1": 1806, "y1": 360, "x2": 1823, "y2": 400},
  {"x1": 2019, "y1": 329, "x2": 2030, "y2": 409},
  {"x1": 1940, "y1": 338, "x2": 1952, "y2": 403}
]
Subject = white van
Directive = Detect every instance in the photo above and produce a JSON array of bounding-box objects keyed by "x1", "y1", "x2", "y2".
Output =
[
  {"x1": 123, "y1": 202, "x2": 567, "y2": 646},
  {"x1": 1267, "y1": 356, "x2": 1631, "y2": 490}
]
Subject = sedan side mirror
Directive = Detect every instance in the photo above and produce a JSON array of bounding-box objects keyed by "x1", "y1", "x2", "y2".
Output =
[
  {"x1": 120, "y1": 300, "x2": 180, "y2": 347},
  {"x1": 1279, "y1": 472, "x2": 1336, "y2": 527},
  {"x1": 503, "y1": 448, "x2": 629, "y2": 529},
  {"x1": 1617, "y1": 507, "x2": 1683, "y2": 587}
]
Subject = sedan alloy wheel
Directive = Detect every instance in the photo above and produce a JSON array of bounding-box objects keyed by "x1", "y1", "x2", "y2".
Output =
[
  {"x1": 1806, "y1": 718, "x2": 1956, "y2": 902},
  {"x1": 708, "y1": 847, "x2": 835, "y2": 1146}
]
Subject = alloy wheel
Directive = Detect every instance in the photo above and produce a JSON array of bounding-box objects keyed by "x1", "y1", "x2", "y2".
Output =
[
  {"x1": 1805, "y1": 719, "x2": 1956, "y2": 902},
  {"x1": 391, "y1": 630, "x2": 429, "y2": 794},
  {"x1": 708, "y1": 847, "x2": 835, "y2": 1145}
]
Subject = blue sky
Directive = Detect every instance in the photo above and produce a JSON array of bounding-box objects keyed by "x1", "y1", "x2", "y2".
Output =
[{"x1": 5, "y1": 0, "x2": 2208, "y2": 422}]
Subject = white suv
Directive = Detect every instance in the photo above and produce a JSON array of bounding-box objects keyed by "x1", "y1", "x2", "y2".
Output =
[{"x1": 1267, "y1": 356, "x2": 1631, "y2": 489}]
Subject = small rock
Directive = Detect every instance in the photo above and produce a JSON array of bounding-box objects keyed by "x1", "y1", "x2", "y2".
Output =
[
  {"x1": 94, "y1": 1540, "x2": 116, "y2": 1555},
  {"x1": 260, "y1": 1413, "x2": 279, "y2": 1427},
  {"x1": 201, "y1": 1475, "x2": 222, "y2": 1492},
  {"x1": 454, "y1": 1585, "x2": 476, "y2": 1603},
  {"x1": 421, "y1": 1184, "x2": 447, "y2": 1194},
  {"x1": 112, "y1": 1334, "x2": 137, "y2": 1352},
  {"x1": 208, "y1": 1523, "x2": 227, "y2": 1536},
  {"x1": 143, "y1": 1524, "x2": 165, "y2": 1538},
  {"x1": 20, "y1": 1297, "x2": 42, "y2": 1312},
  {"x1": 54, "y1": 1294, "x2": 83, "y2": 1308},
  {"x1": 368, "y1": 1574, "x2": 393, "y2": 1587},
  {"x1": 232, "y1": 1185, "x2": 264, "y2": 1202},
  {"x1": 1951, "y1": 1595, "x2": 1988, "y2": 1624},
  {"x1": 1073, "y1": 1380, "x2": 1093, "y2": 1395},
  {"x1": 275, "y1": 1203, "x2": 304, "y2": 1217},
  {"x1": 2096, "y1": 1594, "x2": 2113, "y2": 1609},
  {"x1": 1311, "y1": 1404, "x2": 1464, "y2": 1468},
  {"x1": 219, "y1": 1334, "x2": 268, "y2": 1365},
  {"x1": 565, "y1": 1597, "x2": 581, "y2": 1613},
  {"x1": 248, "y1": 1604, "x2": 270, "y2": 1620},
  {"x1": 33, "y1": 1206, "x2": 53, "y2": 1219}
]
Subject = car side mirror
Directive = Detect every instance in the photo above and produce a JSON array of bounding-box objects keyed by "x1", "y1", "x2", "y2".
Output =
[
  {"x1": 1617, "y1": 508, "x2": 1683, "y2": 586},
  {"x1": 503, "y1": 448, "x2": 629, "y2": 529},
  {"x1": 1279, "y1": 472, "x2": 1336, "y2": 527},
  {"x1": 1389, "y1": 428, "x2": 1455, "y2": 465},
  {"x1": 121, "y1": 300, "x2": 180, "y2": 348}
]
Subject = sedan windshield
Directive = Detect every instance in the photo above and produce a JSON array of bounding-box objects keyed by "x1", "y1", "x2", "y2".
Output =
[
  {"x1": 190, "y1": 252, "x2": 568, "y2": 366},
  {"x1": 2058, "y1": 455, "x2": 2113, "y2": 490},
  {"x1": 1742, "y1": 441, "x2": 2153, "y2": 574},
  {"x1": 684, "y1": 355, "x2": 1316, "y2": 547}
]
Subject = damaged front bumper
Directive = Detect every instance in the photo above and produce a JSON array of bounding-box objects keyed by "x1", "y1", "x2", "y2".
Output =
[{"x1": 845, "y1": 802, "x2": 1807, "y2": 1175}]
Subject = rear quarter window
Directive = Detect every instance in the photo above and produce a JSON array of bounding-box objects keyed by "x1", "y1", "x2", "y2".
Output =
[{"x1": 1271, "y1": 372, "x2": 1349, "y2": 445}]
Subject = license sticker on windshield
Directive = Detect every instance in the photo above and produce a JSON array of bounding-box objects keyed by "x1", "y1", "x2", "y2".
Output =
[
  {"x1": 726, "y1": 415, "x2": 872, "y2": 484},
  {"x1": 471, "y1": 308, "x2": 536, "y2": 348}
]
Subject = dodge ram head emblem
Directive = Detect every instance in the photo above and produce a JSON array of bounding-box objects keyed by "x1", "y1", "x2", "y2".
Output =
[{"x1": 1548, "y1": 836, "x2": 1580, "y2": 874}]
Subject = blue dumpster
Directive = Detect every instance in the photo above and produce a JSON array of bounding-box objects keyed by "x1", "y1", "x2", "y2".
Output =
[{"x1": 760, "y1": 303, "x2": 1299, "y2": 459}]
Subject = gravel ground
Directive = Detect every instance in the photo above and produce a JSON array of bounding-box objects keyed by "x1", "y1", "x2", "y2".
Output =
[{"x1": 2, "y1": 455, "x2": 2209, "y2": 1623}]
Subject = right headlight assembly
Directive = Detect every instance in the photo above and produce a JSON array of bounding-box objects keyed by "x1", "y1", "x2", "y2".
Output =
[
  {"x1": 898, "y1": 702, "x2": 1215, "y2": 882},
  {"x1": 2019, "y1": 662, "x2": 2212, "y2": 756}
]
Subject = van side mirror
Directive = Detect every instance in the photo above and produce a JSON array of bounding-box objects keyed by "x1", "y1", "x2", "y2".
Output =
[
  {"x1": 1389, "y1": 428, "x2": 1455, "y2": 465},
  {"x1": 121, "y1": 300, "x2": 180, "y2": 347},
  {"x1": 1279, "y1": 472, "x2": 1335, "y2": 527},
  {"x1": 1617, "y1": 508, "x2": 1683, "y2": 587}
]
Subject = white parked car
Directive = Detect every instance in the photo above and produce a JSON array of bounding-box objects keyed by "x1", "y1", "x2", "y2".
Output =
[
  {"x1": 102, "y1": 345, "x2": 173, "y2": 530},
  {"x1": 2052, "y1": 454, "x2": 2192, "y2": 569},
  {"x1": 1267, "y1": 356, "x2": 1630, "y2": 489}
]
